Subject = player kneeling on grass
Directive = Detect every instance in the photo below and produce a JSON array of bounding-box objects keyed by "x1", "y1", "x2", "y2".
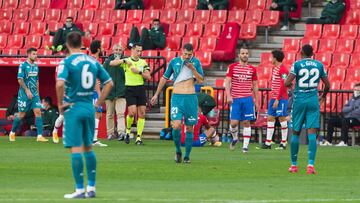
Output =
[{"x1": 56, "y1": 32, "x2": 113, "y2": 199}]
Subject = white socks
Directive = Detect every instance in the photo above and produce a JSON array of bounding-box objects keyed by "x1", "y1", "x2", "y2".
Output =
[
  {"x1": 266, "y1": 121, "x2": 275, "y2": 145},
  {"x1": 280, "y1": 121, "x2": 288, "y2": 144},
  {"x1": 94, "y1": 119, "x2": 99, "y2": 142},
  {"x1": 53, "y1": 114, "x2": 64, "y2": 133},
  {"x1": 230, "y1": 125, "x2": 238, "y2": 140},
  {"x1": 243, "y1": 127, "x2": 251, "y2": 149}
]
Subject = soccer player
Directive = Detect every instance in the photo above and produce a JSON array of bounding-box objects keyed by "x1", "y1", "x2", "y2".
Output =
[
  {"x1": 285, "y1": 44, "x2": 330, "y2": 174},
  {"x1": 89, "y1": 40, "x2": 108, "y2": 147},
  {"x1": 56, "y1": 32, "x2": 113, "y2": 198},
  {"x1": 225, "y1": 48, "x2": 259, "y2": 153},
  {"x1": 262, "y1": 50, "x2": 289, "y2": 150},
  {"x1": 123, "y1": 43, "x2": 151, "y2": 145},
  {"x1": 151, "y1": 43, "x2": 204, "y2": 163},
  {"x1": 9, "y1": 47, "x2": 48, "y2": 142}
]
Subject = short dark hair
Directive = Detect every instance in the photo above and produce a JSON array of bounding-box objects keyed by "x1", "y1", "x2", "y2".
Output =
[
  {"x1": 131, "y1": 42, "x2": 142, "y2": 49},
  {"x1": 301, "y1": 44, "x2": 313, "y2": 57},
  {"x1": 183, "y1": 43, "x2": 194, "y2": 51},
  {"x1": 271, "y1": 50, "x2": 284, "y2": 62},
  {"x1": 43, "y1": 96, "x2": 52, "y2": 105},
  {"x1": 66, "y1": 16, "x2": 74, "y2": 21},
  {"x1": 26, "y1": 47, "x2": 37, "y2": 54},
  {"x1": 66, "y1": 32, "x2": 82, "y2": 49},
  {"x1": 355, "y1": 83, "x2": 360, "y2": 87},
  {"x1": 153, "y1": 18, "x2": 160, "y2": 23},
  {"x1": 90, "y1": 40, "x2": 101, "y2": 54}
]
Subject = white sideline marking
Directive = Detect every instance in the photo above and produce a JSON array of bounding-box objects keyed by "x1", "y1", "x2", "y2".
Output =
[{"x1": 1, "y1": 198, "x2": 360, "y2": 202}]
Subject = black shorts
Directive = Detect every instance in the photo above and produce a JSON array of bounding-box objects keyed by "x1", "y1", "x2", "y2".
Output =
[{"x1": 125, "y1": 85, "x2": 147, "y2": 106}]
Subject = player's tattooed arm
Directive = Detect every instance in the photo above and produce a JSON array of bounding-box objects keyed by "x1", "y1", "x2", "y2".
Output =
[
  {"x1": 319, "y1": 76, "x2": 330, "y2": 103},
  {"x1": 18, "y1": 78, "x2": 32, "y2": 100},
  {"x1": 284, "y1": 73, "x2": 296, "y2": 87},
  {"x1": 252, "y1": 80, "x2": 259, "y2": 111}
]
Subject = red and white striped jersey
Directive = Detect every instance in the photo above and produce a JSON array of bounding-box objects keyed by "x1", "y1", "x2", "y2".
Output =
[
  {"x1": 226, "y1": 62, "x2": 257, "y2": 98},
  {"x1": 270, "y1": 64, "x2": 289, "y2": 100}
]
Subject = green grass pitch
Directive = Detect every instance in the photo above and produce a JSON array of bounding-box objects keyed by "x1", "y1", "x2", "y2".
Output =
[{"x1": 0, "y1": 137, "x2": 360, "y2": 203}]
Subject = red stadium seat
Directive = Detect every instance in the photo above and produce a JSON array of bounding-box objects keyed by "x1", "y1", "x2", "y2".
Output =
[
  {"x1": 25, "y1": 35, "x2": 42, "y2": 49},
  {"x1": 259, "y1": 10, "x2": 280, "y2": 26},
  {"x1": 165, "y1": 36, "x2": 182, "y2": 51},
  {"x1": 112, "y1": 36, "x2": 128, "y2": 48},
  {"x1": 29, "y1": 22, "x2": 46, "y2": 35},
  {"x1": 195, "y1": 51, "x2": 212, "y2": 69},
  {"x1": 99, "y1": 0, "x2": 115, "y2": 10},
  {"x1": 0, "y1": 21, "x2": 13, "y2": 35},
  {"x1": 35, "y1": 0, "x2": 51, "y2": 9},
  {"x1": 346, "y1": 68, "x2": 360, "y2": 82},
  {"x1": 301, "y1": 38, "x2": 319, "y2": 52},
  {"x1": 353, "y1": 39, "x2": 360, "y2": 53},
  {"x1": 229, "y1": 0, "x2": 248, "y2": 9},
  {"x1": 328, "y1": 68, "x2": 346, "y2": 82},
  {"x1": 315, "y1": 52, "x2": 332, "y2": 68},
  {"x1": 44, "y1": 9, "x2": 61, "y2": 22},
  {"x1": 2, "y1": 48, "x2": 19, "y2": 55},
  {"x1": 7, "y1": 35, "x2": 24, "y2": 49},
  {"x1": 199, "y1": 37, "x2": 217, "y2": 52},
  {"x1": 134, "y1": 23, "x2": 150, "y2": 33},
  {"x1": 193, "y1": 10, "x2": 211, "y2": 24},
  {"x1": 0, "y1": 9, "x2": 13, "y2": 21},
  {"x1": 126, "y1": 10, "x2": 143, "y2": 24},
  {"x1": 320, "y1": 94, "x2": 336, "y2": 113},
  {"x1": 77, "y1": 10, "x2": 95, "y2": 23},
  {"x1": 243, "y1": 10, "x2": 262, "y2": 25},
  {"x1": 82, "y1": 22, "x2": 98, "y2": 37},
  {"x1": 61, "y1": 9, "x2": 78, "y2": 22},
  {"x1": 304, "y1": 24, "x2": 322, "y2": 39},
  {"x1": 335, "y1": 39, "x2": 354, "y2": 54},
  {"x1": 3, "y1": 0, "x2": 19, "y2": 9},
  {"x1": 350, "y1": 53, "x2": 360, "y2": 66},
  {"x1": 339, "y1": 25, "x2": 358, "y2": 39},
  {"x1": 67, "y1": 0, "x2": 83, "y2": 9},
  {"x1": 41, "y1": 35, "x2": 53, "y2": 49},
  {"x1": 248, "y1": 0, "x2": 266, "y2": 10},
  {"x1": 115, "y1": 23, "x2": 133, "y2": 36},
  {"x1": 93, "y1": 10, "x2": 110, "y2": 23},
  {"x1": 212, "y1": 22, "x2": 240, "y2": 61},
  {"x1": 181, "y1": 0, "x2": 197, "y2": 9},
  {"x1": 50, "y1": 0, "x2": 67, "y2": 9},
  {"x1": 164, "y1": 0, "x2": 181, "y2": 9},
  {"x1": 203, "y1": 23, "x2": 222, "y2": 38},
  {"x1": 47, "y1": 22, "x2": 63, "y2": 32},
  {"x1": 13, "y1": 22, "x2": 30, "y2": 35},
  {"x1": 142, "y1": 50, "x2": 158, "y2": 57},
  {"x1": 160, "y1": 10, "x2": 176, "y2": 24},
  {"x1": 0, "y1": 34, "x2": 8, "y2": 49},
  {"x1": 110, "y1": 10, "x2": 126, "y2": 23},
  {"x1": 282, "y1": 38, "x2": 300, "y2": 53},
  {"x1": 29, "y1": 9, "x2": 45, "y2": 22},
  {"x1": 257, "y1": 66, "x2": 272, "y2": 81},
  {"x1": 210, "y1": 10, "x2": 228, "y2": 24},
  {"x1": 282, "y1": 52, "x2": 297, "y2": 66},
  {"x1": 321, "y1": 24, "x2": 340, "y2": 39},
  {"x1": 185, "y1": 23, "x2": 204, "y2": 37},
  {"x1": 20, "y1": 0, "x2": 35, "y2": 9},
  {"x1": 345, "y1": 9, "x2": 360, "y2": 24},
  {"x1": 13, "y1": 9, "x2": 29, "y2": 21},
  {"x1": 177, "y1": 10, "x2": 194, "y2": 24},
  {"x1": 238, "y1": 23, "x2": 257, "y2": 40},
  {"x1": 147, "y1": 0, "x2": 165, "y2": 9},
  {"x1": 260, "y1": 52, "x2": 273, "y2": 66},
  {"x1": 318, "y1": 39, "x2": 336, "y2": 53},
  {"x1": 227, "y1": 10, "x2": 245, "y2": 24},
  {"x1": 169, "y1": 23, "x2": 186, "y2": 37},
  {"x1": 182, "y1": 36, "x2": 199, "y2": 50},
  {"x1": 159, "y1": 50, "x2": 177, "y2": 63},
  {"x1": 331, "y1": 53, "x2": 350, "y2": 69},
  {"x1": 95, "y1": 36, "x2": 111, "y2": 50},
  {"x1": 83, "y1": 0, "x2": 99, "y2": 9},
  {"x1": 342, "y1": 81, "x2": 357, "y2": 90},
  {"x1": 98, "y1": 23, "x2": 115, "y2": 36},
  {"x1": 142, "y1": 10, "x2": 160, "y2": 24},
  {"x1": 36, "y1": 49, "x2": 53, "y2": 55}
]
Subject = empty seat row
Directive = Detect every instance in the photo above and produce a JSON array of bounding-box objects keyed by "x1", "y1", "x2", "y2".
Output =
[{"x1": 304, "y1": 24, "x2": 360, "y2": 39}]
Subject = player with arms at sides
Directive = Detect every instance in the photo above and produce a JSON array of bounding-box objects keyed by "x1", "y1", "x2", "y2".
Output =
[
  {"x1": 122, "y1": 43, "x2": 151, "y2": 145},
  {"x1": 56, "y1": 32, "x2": 113, "y2": 198},
  {"x1": 225, "y1": 48, "x2": 259, "y2": 153},
  {"x1": 285, "y1": 44, "x2": 330, "y2": 174},
  {"x1": 262, "y1": 50, "x2": 289, "y2": 150},
  {"x1": 9, "y1": 47, "x2": 48, "y2": 142},
  {"x1": 151, "y1": 43, "x2": 204, "y2": 163}
]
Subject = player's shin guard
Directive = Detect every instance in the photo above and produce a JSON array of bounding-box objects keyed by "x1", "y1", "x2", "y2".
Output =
[
  {"x1": 230, "y1": 125, "x2": 238, "y2": 140},
  {"x1": 185, "y1": 132, "x2": 194, "y2": 159},
  {"x1": 290, "y1": 135, "x2": 300, "y2": 166},
  {"x1": 280, "y1": 121, "x2": 288, "y2": 144},
  {"x1": 84, "y1": 151, "x2": 96, "y2": 187},
  {"x1": 243, "y1": 127, "x2": 251, "y2": 149},
  {"x1": 308, "y1": 134, "x2": 317, "y2": 166},
  {"x1": 172, "y1": 128, "x2": 181, "y2": 153},
  {"x1": 126, "y1": 116, "x2": 134, "y2": 134},
  {"x1": 53, "y1": 114, "x2": 64, "y2": 133},
  {"x1": 266, "y1": 121, "x2": 275, "y2": 145},
  {"x1": 71, "y1": 153, "x2": 84, "y2": 189},
  {"x1": 94, "y1": 119, "x2": 99, "y2": 141},
  {"x1": 35, "y1": 117, "x2": 43, "y2": 137},
  {"x1": 137, "y1": 118, "x2": 145, "y2": 138},
  {"x1": 10, "y1": 116, "x2": 21, "y2": 133}
]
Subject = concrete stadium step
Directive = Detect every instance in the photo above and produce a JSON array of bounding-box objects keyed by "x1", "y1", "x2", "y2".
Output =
[{"x1": 145, "y1": 112, "x2": 165, "y2": 120}]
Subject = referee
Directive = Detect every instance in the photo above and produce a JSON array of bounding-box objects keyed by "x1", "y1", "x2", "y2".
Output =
[{"x1": 123, "y1": 43, "x2": 151, "y2": 145}]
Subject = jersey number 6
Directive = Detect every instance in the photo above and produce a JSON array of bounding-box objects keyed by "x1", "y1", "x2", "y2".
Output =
[{"x1": 81, "y1": 64, "x2": 94, "y2": 89}]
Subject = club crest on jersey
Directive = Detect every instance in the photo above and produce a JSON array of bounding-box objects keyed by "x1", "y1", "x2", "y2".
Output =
[{"x1": 282, "y1": 73, "x2": 287, "y2": 79}]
